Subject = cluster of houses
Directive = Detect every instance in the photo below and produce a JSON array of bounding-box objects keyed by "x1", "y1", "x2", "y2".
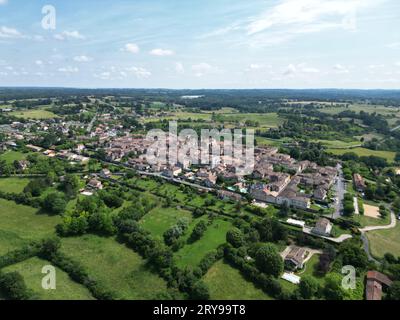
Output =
[{"x1": 104, "y1": 137, "x2": 339, "y2": 210}]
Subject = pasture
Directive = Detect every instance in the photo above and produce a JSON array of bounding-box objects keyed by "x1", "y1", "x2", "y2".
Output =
[
  {"x1": 368, "y1": 223, "x2": 400, "y2": 258},
  {"x1": 10, "y1": 108, "x2": 57, "y2": 120},
  {"x1": 327, "y1": 147, "x2": 396, "y2": 163},
  {"x1": 0, "y1": 199, "x2": 60, "y2": 255},
  {"x1": 174, "y1": 219, "x2": 232, "y2": 268},
  {"x1": 59, "y1": 235, "x2": 169, "y2": 300},
  {"x1": 203, "y1": 260, "x2": 273, "y2": 300},
  {"x1": 0, "y1": 177, "x2": 30, "y2": 193},
  {"x1": 0, "y1": 150, "x2": 28, "y2": 164},
  {"x1": 140, "y1": 206, "x2": 193, "y2": 240},
  {"x1": 3, "y1": 257, "x2": 95, "y2": 300}
]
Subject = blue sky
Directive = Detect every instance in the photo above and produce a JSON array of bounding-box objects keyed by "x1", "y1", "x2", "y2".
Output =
[{"x1": 0, "y1": 0, "x2": 400, "y2": 89}]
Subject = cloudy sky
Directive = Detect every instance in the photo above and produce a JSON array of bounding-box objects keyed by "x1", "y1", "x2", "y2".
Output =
[{"x1": 0, "y1": 0, "x2": 400, "y2": 89}]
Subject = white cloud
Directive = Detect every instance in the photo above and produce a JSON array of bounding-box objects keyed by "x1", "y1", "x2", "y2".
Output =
[
  {"x1": 395, "y1": 62, "x2": 400, "y2": 67},
  {"x1": 246, "y1": 0, "x2": 381, "y2": 35},
  {"x1": 150, "y1": 48, "x2": 174, "y2": 56},
  {"x1": 126, "y1": 66, "x2": 151, "y2": 79},
  {"x1": 0, "y1": 26, "x2": 23, "y2": 39},
  {"x1": 35, "y1": 60, "x2": 43, "y2": 66},
  {"x1": 58, "y1": 66, "x2": 79, "y2": 73},
  {"x1": 333, "y1": 63, "x2": 350, "y2": 73},
  {"x1": 283, "y1": 64, "x2": 297, "y2": 76},
  {"x1": 202, "y1": 0, "x2": 383, "y2": 47},
  {"x1": 54, "y1": 30, "x2": 85, "y2": 41},
  {"x1": 283, "y1": 63, "x2": 319, "y2": 76},
  {"x1": 73, "y1": 55, "x2": 92, "y2": 62},
  {"x1": 123, "y1": 43, "x2": 140, "y2": 54},
  {"x1": 191, "y1": 63, "x2": 219, "y2": 77},
  {"x1": 175, "y1": 62, "x2": 185, "y2": 74}
]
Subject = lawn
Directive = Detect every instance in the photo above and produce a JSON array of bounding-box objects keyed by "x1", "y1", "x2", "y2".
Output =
[
  {"x1": 140, "y1": 206, "x2": 193, "y2": 240},
  {"x1": 0, "y1": 177, "x2": 30, "y2": 193},
  {"x1": 0, "y1": 199, "x2": 60, "y2": 255},
  {"x1": 327, "y1": 147, "x2": 396, "y2": 163},
  {"x1": 0, "y1": 150, "x2": 28, "y2": 164},
  {"x1": 353, "y1": 213, "x2": 390, "y2": 228},
  {"x1": 59, "y1": 235, "x2": 169, "y2": 300},
  {"x1": 10, "y1": 108, "x2": 57, "y2": 120},
  {"x1": 2, "y1": 257, "x2": 95, "y2": 300},
  {"x1": 175, "y1": 219, "x2": 232, "y2": 268},
  {"x1": 203, "y1": 260, "x2": 272, "y2": 300},
  {"x1": 367, "y1": 222, "x2": 400, "y2": 258}
]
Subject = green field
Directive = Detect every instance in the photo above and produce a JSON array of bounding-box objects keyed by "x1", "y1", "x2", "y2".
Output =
[
  {"x1": 218, "y1": 113, "x2": 282, "y2": 128},
  {"x1": 60, "y1": 235, "x2": 169, "y2": 300},
  {"x1": 140, "y1": 206, "x2": 193, "y2": 240},
  {"x1": 0, "y1": 150, "x2": 28, "y2": 164},
  {"x1": 203, "y1": 260, "x2": 272, "y2": 300},
  {"x1": 313, "y1": 139, "x2": 362, "y2": 149},
  {"x1": 0, "y1": 177, "x2": 30, "y2": 193},
  {"x1": 2, "y1": 257, "x2": 95, "y2": 300},
  {"x1": 10, "y1": 109, "x2": 57, "y2": 120},
  {"x1": 175, "y1": 219, "x2": 232, "y2": 268},
  {"x1": 327, "y1": 147, "x2": 396, "y2": 162},
  {"x1": 367, "y1": 223, "x2": 400, "y2": 258},
  {"x1": 0, "y1": 199, "x2": 60, "y2": 255}
]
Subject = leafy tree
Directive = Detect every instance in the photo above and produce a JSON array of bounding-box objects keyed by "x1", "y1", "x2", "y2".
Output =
[
  {"x1": 60, "y1": 174, "x2": 80, "y2": 198},
  {"x1": 387, "y1": 281, "x2": 400, "y2": 300},
  {"x1": 42, "y1": 192, "x2": 67, "y2": 215},
  {"x1": 0, "y1": 272, "x2": 32, "y2": 300},
  {"x1": 226, "y1": 228, "x2": 245, "y2": 248},
  {"x1": 299, "y1": 275, "x2": 320, "y2": 299},
  {"x1": 190, "y1": 281, "x2": 210, "y2": 300},
  {"x1": 255, "y1": 244, "x2": 283, "y2": 278},
  {"x1": 323, "y1": 274, "x2": 345, "y2": 300},
  {"x1": 190, "y1": 220, "x2": 208, "y2": 242}
]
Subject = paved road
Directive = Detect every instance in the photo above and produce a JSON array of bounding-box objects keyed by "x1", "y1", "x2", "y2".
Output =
[
  {"x1": 330, "y1": 163, "x2": 345, "y2": 219},
  {"x1": 303, "y1": 226, "x2": 352, "y2": 243},
  {"x1": 359, "y1": 211, "x2": 397, "y2": 264},
  {"x1": 359, "y1": 211, "x2": 396, "y2": 232}
]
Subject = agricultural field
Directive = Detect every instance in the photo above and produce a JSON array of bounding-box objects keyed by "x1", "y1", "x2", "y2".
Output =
[
  {"x1": 217, "y1": 113, "x2": 283, "y2": 128},
  {"x1": 367, "y1": 223, "x2": 400, "y2": 258},
  {"x1": 10, "y1": 108, "x2": 57, "y2": 120},
  {"x1": 203, "y1": 260, "x2": 273, "y2": 300},
  {"x1": 0, "y1": 199, "x2": 60, "y2": 255},
  {"x1": 0, "y1": 177, "x2": 30, "y2": 193},
  {"x1": 59, "y1": 235, "x2": 169, "y2": 300},
  {"x1": 2, "y1": 257, "x2": 95, "y2": 300},
  {"x1": 327, "y1": 147, "x2": 396, "y2": 163},
  {"x1": 174, "y1": 219, "x2": 232, "y2": 268},
  {"x1": 140, "y1": 206, "x2": 193, "y2": 240}
]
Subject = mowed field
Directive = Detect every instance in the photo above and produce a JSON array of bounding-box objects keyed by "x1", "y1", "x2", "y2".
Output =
[
  {"x1": 0, "y1": 177, "x2": 30, "y2": 193},
  {"x1": 0, "y1": 199, "x2": 60, "y2": 255},
  {"x1": 367, "y1": 223, "x2": 400, "y2": 258},
  {"x1": 175, "y1": 219, "x2": 232, "y2": 268},
  {"x1": 3, "y1": 257, "x2": 95, "y2": 300},
  {"x1": 59, "y1": 235, "x2": 169, "y2": 300},
  {"x1": 140, "y1": 206, "x2": 193, "y2": 240},
  {"x1": 203, "y1": 260, "x2": 272, "y2": 300},
  {"x1": 10, "y1": 108, "x2": 57, "y2": 120},
  {"x1": 327, "y1": 147, "x2": 396, "y2": 162}
]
